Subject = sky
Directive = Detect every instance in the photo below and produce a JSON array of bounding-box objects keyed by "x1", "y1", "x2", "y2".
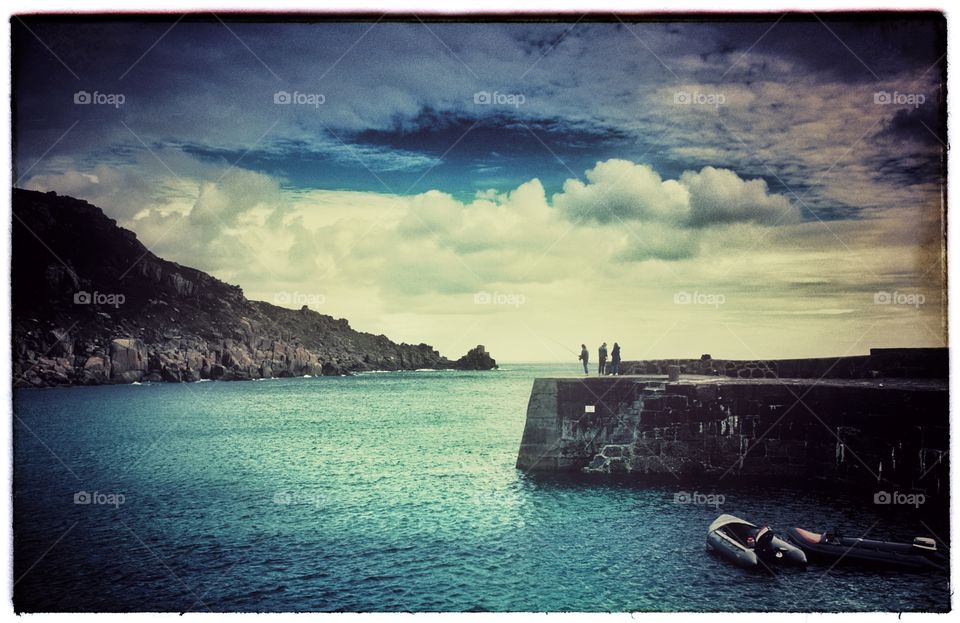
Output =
[{"x1": 12, "y1": 14, "x2": 947, "y2": 362}]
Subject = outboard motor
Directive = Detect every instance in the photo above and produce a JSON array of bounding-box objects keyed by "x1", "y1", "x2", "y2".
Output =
[
  {"x1": 757, "y1": 527, "x2": 807, "y2": 568},
  {"x1": 756, "y1": 528, "x2": 777, "y2": 556},
  {"x1": 913, "y1": 537, "x2": 937, "y2": 554}
]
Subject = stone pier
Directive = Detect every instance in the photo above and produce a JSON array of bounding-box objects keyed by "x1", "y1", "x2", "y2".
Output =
[{"x1": 516, "y1": 349, "x2": 948, "y2": 494}]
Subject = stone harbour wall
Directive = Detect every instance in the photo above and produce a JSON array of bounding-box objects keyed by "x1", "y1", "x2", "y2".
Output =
[
  {"x1": 516, "y1": 374, "x2": 948, "y2": 495},
  {"x1": 619, "y1": 347, "x2": 948, "y2": 379}
]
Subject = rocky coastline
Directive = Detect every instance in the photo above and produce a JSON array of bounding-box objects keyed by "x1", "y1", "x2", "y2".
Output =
[{"x1": 12, "y1": 188, "x2": 496, "y2": 388}]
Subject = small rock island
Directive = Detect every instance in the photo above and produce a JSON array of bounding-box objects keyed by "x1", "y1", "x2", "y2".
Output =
[{"x1": 454, "y1": 345, "x2": 498, "y2": 370}]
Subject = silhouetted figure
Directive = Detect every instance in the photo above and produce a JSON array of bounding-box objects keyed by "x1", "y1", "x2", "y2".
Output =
[
  {"x1": 598, "y1": 342, "x2": 608, "y2": 375},
  {"x1": 610, "y1": 343, "x2": 621, "y2": 375},
  {"x1": 579, "y1": 344, "x2": 589, "y2": 374}
]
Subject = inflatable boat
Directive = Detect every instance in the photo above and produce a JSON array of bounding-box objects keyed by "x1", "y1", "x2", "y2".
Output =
[
  {"x1": 786, "y1": 527, "x2": 945, "y2": 571},
  {"x1": 706, "y1": 514, "x2": 807, "y2": 570}
]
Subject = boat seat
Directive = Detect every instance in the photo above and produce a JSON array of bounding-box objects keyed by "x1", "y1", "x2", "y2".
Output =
[{"x1": 792, "y1": 527, "x2": 822, "y2": 544}]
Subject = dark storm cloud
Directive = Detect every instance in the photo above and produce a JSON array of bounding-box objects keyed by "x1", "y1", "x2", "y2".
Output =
[
  {"x1": 875, "y1": 103, "x2": 945, "y2": 147},
  {"x1": 698, "y1": 15, "x2": 945, "y2": 82},
  {"x1": 11, "y1": 14, "x2": 946, "y2": 214}
]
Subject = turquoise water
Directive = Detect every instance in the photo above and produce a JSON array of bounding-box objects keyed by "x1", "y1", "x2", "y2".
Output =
[{"x1": 13, "y1": 364, "x2": 950, "y2": 611}]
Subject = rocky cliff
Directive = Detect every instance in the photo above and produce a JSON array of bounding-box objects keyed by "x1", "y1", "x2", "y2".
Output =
[{"x1": 12, "y1": 188, "x2": 496, "y2": 387}]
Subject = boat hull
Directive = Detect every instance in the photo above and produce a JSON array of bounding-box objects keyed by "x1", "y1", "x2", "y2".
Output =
[
  {"x1": 787, "y1": 528, "x2": 946, "y2": 571},
  {"x1": 706, "y1": 529, "x2": 759, "y2": 568}
]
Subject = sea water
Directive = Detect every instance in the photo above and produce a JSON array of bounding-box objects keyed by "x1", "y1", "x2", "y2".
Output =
[{"x1": 13, "y1": 364, "x2": 950, "y2": 611}]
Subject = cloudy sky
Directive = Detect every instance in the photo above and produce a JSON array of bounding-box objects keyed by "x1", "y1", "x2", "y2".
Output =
[{"x1": 13, "y1": 14, "x2": 946, "y2": 362}]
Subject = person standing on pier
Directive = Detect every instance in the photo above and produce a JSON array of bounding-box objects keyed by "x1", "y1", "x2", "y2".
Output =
[
  {"x1": 579, "y1": 344, "x2": 589, "y2": 374},
  {"x1": 598, "y1": 342, "x2": 608, "y2": 375},
  {"x1": 610, "y1": 342, "x2": 621, "y2": 375}
]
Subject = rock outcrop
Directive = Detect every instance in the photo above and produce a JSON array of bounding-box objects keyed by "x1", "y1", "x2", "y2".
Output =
[
  {"x1": 12, "y1": 188, "x2": 496, "y2": 387},
  {"x1": 454, "y1": 345, "x2": 498, "y2": 370}
]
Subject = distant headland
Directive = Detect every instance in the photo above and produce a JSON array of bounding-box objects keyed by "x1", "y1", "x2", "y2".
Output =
[{"x1": 12, "y1": 188, "x2": 497, "y2": 388}]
